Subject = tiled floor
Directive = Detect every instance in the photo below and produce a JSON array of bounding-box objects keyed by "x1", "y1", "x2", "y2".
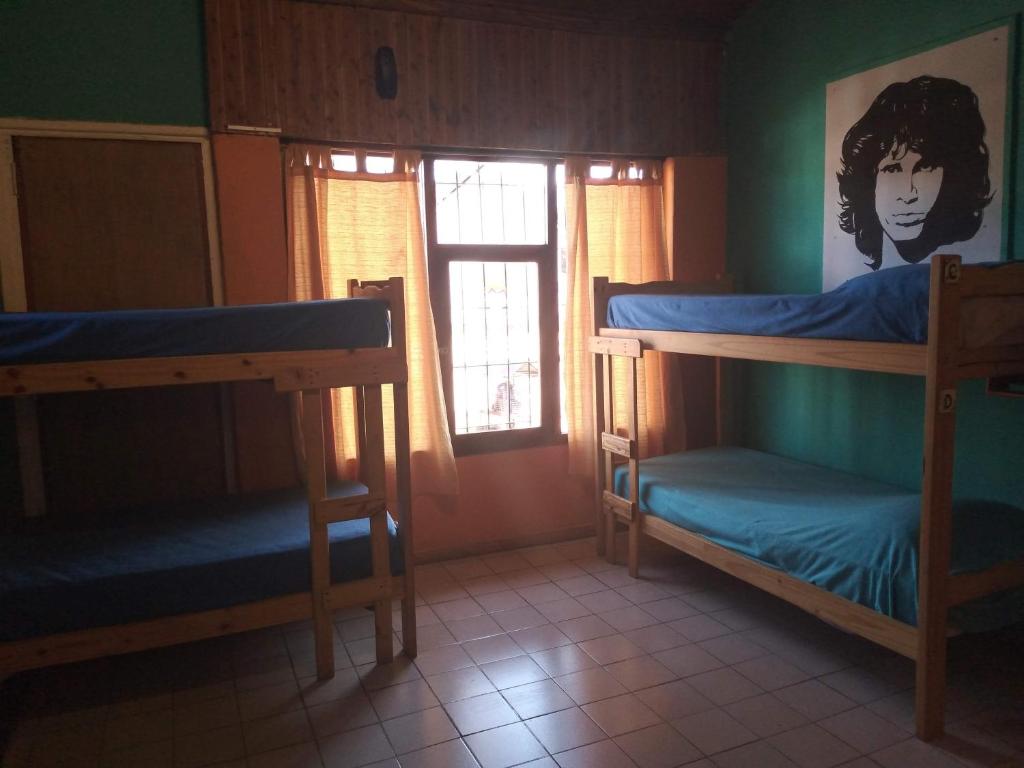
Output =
[{"x1": 2, "y1": 536, "x2": 1023, "y2": 768}]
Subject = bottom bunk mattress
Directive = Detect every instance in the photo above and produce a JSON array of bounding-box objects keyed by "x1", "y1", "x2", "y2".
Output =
[
  {"x1": 0, "y1": 483, "x2": 402, "y2": 642},
  {"x1": 615, "y1": 447, "x2": 1024, "y2": 627}
]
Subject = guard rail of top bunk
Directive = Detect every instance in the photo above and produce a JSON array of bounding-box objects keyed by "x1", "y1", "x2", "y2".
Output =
[
  {"x1": 0, "y1": 277, "x2": 415, "y2": 682},
  {"x1": 587, "y1": 255, "x2": 1024, "y2": 741}
]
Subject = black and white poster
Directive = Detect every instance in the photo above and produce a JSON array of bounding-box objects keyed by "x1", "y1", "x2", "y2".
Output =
[{"x1": 823, "y1": 26, "x2": 1009, "y2": 290}]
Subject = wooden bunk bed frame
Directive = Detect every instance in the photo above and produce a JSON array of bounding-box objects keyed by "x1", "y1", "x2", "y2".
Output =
[
  {"x1": 589, "y1": 255, "x2": 1024, "y2": 741},
  {"x1": 0, "y1": 277, "x2": 415, "y2": 683}
]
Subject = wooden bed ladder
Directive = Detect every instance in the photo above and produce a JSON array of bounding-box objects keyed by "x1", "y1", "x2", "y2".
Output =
[{"x1": 591, "y1": 333, "x2": 645, "y2": 577}]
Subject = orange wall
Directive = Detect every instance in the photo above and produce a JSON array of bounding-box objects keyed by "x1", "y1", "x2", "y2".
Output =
[
  {"x1": 415, "y1": 445, "x2": 592, "y2": 561},
  {"x1": 212, "y1": 134, "x2": 298, "y2": 492}
]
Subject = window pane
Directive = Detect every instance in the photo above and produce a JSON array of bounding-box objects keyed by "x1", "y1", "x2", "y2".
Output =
[
  {"x1": 449, "y1": 261, "x2": 541, "y2": 434},
  {"x1": 366, "y1": 154, "x2": 395, "y2": 173},
  {"x1": 331, "y1": 152, "x2": 357, "y2": 172},
  {"x1": 434, "y1": 160, "x2": 547, "y2": 245},
  {"x1": 556, "y1": 163, "x2": 568, "y2": 433}
]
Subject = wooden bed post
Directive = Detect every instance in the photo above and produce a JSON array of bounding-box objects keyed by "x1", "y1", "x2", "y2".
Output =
[
  {"x1": 593, "y1": 277, "x2": 610, "y2": 556},
  {"x1": 603, "y1": 351, "x2": 617, "y2": 564},
  {"x1": 301, "y1": 388, "x2": 335, "y2": 679},
  {"x1": 626, "y1": 356, "x2": 641, "y2": 577},
  {"x1": 361, "y1": 384, "x2": 394, "y2": 664},
  {"x1": 916, "y1": 254, "x2": 961, "y2": 741},
  {"x1": 387, "y1": 276, "x2": 417, "y2": 658}
]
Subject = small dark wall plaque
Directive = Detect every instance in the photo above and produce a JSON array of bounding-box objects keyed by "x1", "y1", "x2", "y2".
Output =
[{"x1": 375, "y1": 46, "x2": 398, "y2": 100}]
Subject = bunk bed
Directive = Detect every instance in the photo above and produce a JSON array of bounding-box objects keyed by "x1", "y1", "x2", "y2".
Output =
[
  {"x1": 589, "y1": 255, "x2": 1024, "y2": 741},
  {"x1": 0, "y1": 277, "x2": 415, "y2": 683}
]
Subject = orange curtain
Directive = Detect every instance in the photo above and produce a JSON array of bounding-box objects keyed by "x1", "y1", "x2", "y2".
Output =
[
  {"x1": 286, "y1": 145, "x2": 458, "y2": 498},
  {"x1": 564, "y1": 157, "x2": 684, "y2": 478}
]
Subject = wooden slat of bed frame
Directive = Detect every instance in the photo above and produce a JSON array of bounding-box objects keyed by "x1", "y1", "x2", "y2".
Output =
[
  {"x1": 642, "y1": 515, "x2": 919, "y2": 659},
  {"x1": 598, "y1": 327, "x2": 928, "y2": 376},
  {"x1": 947, "y1": 561, "x2": 1024, "y2": 606},
  {"x1": 0, "y1": 347, "x2": 405, "y2": 397},
  {"x1": 0, "y1": 575, "x2": 406, "y2": 678}
]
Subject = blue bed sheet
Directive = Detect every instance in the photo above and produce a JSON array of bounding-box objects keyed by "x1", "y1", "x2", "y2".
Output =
[
  {"x1": 0, "y1": 298, "x2": 390, "y2": 365},
  {"x1": 607, "y1": 262, "x2": 1007, "y2": 343},
  {"x1": 0, "y1": 483, "x2": 403, "y2": 641},
  {"x1": 614, "y1": 447, "x2": 1024, "y2": 626}
]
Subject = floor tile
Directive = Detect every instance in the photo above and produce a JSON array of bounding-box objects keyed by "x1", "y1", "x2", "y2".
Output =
[
  {"x1": 583, "y1": 693, "x2": 661, "y2": 737},
  {"x1": 462, "y1": 634, "x2": 525, "y2": 666},
  {"x1": 426, "y1": 666, "x2": 497, "y2": 703},
  {"x1": 476, "y1": 590, "x2": 530, "y2": 613},
  {"x1": 713, "y1": 741, "x2": 799, "y2": 768},
  {"x1": 539, "y1": 562, "x2": 587, "y2": 581},
  {"x1": 556, "y1": 575, "x2": 608, "y2": 597},
  {"x1": 595, "y1": 568, "x2": 637, "y2": 589},
  {"x1": 380, "y1": 706, "x2": 458, "y2": 755},
  {"x1": 298, "y1": 669, "x2": 362, "y2": 707},
  {"x1": 635, "y1": 679, "x2": 715, "y2": 721},
  {"x1": 733, "y1": 654, "x2": 812, "y2": 691},
  {"x1": 686, "y1": 667, "x2": 763, "y2": 706},
  {"x1": 318, "y1": 723, "x2": 394, "y2": 768},
  {"x1": 246, "y1": 742, "x2": 324, "y2": 768},
  {"x1": 578, "y1": 590, "x2": 634, "y2": 614},
  {"x1": 237, "y1": 680, "x2": 304, "y2": 722},
  {"x1": 530, "y1": 645, "x2": 600, "y2": 677},
  {"x1": 414, "y1": 644, "x2": 476, "y2": 677},
  {"x1": 368, "y1": 679, "x2": 439, "y2": 721},
  {"x1": 101, "y1": 740, "x2": 175, "y2": 768},
  {"x1": 774, "y1": 680, "x2": 858, "y2": 722},
  {"x1": 428, "y1": 602, "x2": 483, "y2": 626},
  {"x1": 672, "y1": 708, "x2": 757, "y2": 755},
  {"x1": 480, "y1": 655, "x2": 548, "y2": 690},
  {"x1": 518, "y1": 583, "x2": 571, "y2": 605},
  {"x1": 615, "y1": 582, "x2": 672, "y2": 605},
  {"x1": 622, "y1": 624, "x2": 688, "y2": 654},
  {"x1": 536, "y1": 598, "x2": 593, "y2": 623},
  {"x1": 502, "y1": 679, "x2": 576, "y2": 720},
  {"x1": 446, "y1": 614, "x2": 504, "y2": 643},
  {"x1": 242, "y1": 709, "x2": 312, "y2": 756},
  {"x1": 600, "y1": 606, "x2": 660, "y2": 632},
  {"x1": 819, "y1": 669, "x2": 904, "y2": 706},
  {"x1": 614, "y1": 722, "x2": 702, "y2": 768},
  {"x1": 464, "y1": 722, "x2": 547, "y2": 768},
  {"x1": 481, "y1": 552, "x2": 533, "y2": 574},
  {"x1": 173, "y1": 724, "x2": 245, "y2": 768},
  {"x1": 444, "y1": 558, "x2": 494, "y2": 582},
  {"x1": 463, "y1": 576, "x2": 512, "y2": 598},
  {"x1": 579, "y1": 634, "x2": 645, "y2": 665},
  {"x1": 104, "y1": 710, "x2": 174, "y2": 752},
  {"x1": 445, "y1": 692, "x2": 520, "y2": 735},
  {"x1": 502, "y1": 569, "x2": 551, "y2": 589},
  {"x1": 554, "y1": 738, "x2": 636, "y2": 768},
  {"x1": 653, "y1": 645, "x2": 725, "y2": 678},
  {"x1": 306, "y1": 688, "x2": 378, "y2": 739},
  {"x1": 511, "y1": 624, "x2": 573, "y2": 653},
  {"x1": 869, "y1": 738, "x2": 966, "y2": 768},
  {"x1": 604, "y1": 655, "x2": 677, "y2": 691},
  {"x1": 357, "y1": 658, "x2": 422, "y2": 691},
  {"x1": 696, "y1": 634, "x2": 768, "y2": 665},
  {"x1": 558, "y1": 616, "x2": 618, "y2": 642},
  {"x1": 491, "y1": 606, "x2": 549, "y2": 632},
  {"x1": 724, "y1": 693, "x2": 808, "y2": 738},
  {"x1": 526, "y1": 706, "x2": 606, "y2": 753},
  {"x1": 555, "y1": 667, "x2": 629, "y2": 705},
  {"x1": 398, "y1": 737, "x2": 481, "y2": 768},
  {"x1": 818, "y1": 707, "x2": 907, "y2": 754},
  {"x1": 767, "y1": 723, "x2": 860, "y2": 768},
  {"x1": 640, "y1": 598, "x2": 702, "y2": 623},
  {"x1": 667, "y1": 615, "x2": 733, "y2": 642}
]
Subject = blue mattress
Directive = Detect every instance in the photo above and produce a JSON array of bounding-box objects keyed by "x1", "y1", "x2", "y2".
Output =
[
  {"x1": 615, "y1": 447, "x2": 1024, "y2": 626},
  {"x1": 607, "y1": 263, "x2": 997, "y2": 343},
  {"x1": 0, "y1": 298, "x2": 390, "y2": 365},
  {"x1": 0, "y1": 483, "x2": 403, "y2": 641}
]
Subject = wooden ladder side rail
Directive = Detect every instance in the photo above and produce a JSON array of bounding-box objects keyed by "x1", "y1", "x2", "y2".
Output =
[
  {"x1": 916, "y1": 254, "x2": 962, "y2": 742},
  {"x1": 593, "y1": 276, "x2": 611, "y2": 556},
  {"x1": 361, "y1": 383, "x2": 394, "y2": 664},
  {"x1": 0, "y1": 575, "x2": 408, "y2": 679},
  {"x1": 350, "y1": 275, "x2": 416, "y2": 658},
  {"x1": 625, "y1": 354, "x2": 641, "y2": 578}
]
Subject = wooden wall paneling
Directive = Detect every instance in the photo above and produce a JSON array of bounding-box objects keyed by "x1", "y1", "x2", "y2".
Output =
[
  {"x1": 13, "y1": 134, "x2": 227, "y2": 519},
  {"x1": 457, "y1": 19, "x2": 478, "y2": 148}
]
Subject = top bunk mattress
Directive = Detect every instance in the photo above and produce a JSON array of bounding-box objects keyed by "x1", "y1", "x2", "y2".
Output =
[
  {"x1": 607, "y1": 262, "x2": 1010, "y2": 343},
  {"x1": 0, "y1": 298, "x2": 391, "y2": 365},
  {"x1": 615, "y1": 447, "x2": 1024, "y2": 627}
]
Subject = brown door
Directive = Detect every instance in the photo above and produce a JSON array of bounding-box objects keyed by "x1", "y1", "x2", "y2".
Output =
[{"x1": 13, "y1": 136, "x2": 227, "y2": 520}]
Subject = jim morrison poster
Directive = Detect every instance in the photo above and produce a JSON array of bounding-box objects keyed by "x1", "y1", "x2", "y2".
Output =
[{"x1": 822, "y1": 26, "x2": 1009, "y2": 290}]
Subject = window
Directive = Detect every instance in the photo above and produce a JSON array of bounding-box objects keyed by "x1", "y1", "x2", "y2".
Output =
[{"x1": 425, "y1": 157, "x2": 564, "y2": 454}]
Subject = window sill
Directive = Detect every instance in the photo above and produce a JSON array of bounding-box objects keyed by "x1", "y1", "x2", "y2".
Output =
[{"x1": 452, "y1": 429, "x2": 568, "y2": 458}]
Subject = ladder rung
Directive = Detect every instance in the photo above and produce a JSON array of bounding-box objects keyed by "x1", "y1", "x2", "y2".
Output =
[
  {"x1": 601, "y1": 432, "x2": 635, "y2": 458},
  {"x1": 602, "y1": 490, "x2": 637, "y2": 522},
  {"x1": 315, "y1": 493, "x2": 386, "y2": 525}
]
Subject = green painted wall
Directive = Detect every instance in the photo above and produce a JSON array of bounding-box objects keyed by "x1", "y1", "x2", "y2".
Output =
[
  {"x1": 725, "y1": 0, "x2": 1024, "y2": 503},
  {"x1": 0, "y1": 0, "x2": 206, "y2": 125}
]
